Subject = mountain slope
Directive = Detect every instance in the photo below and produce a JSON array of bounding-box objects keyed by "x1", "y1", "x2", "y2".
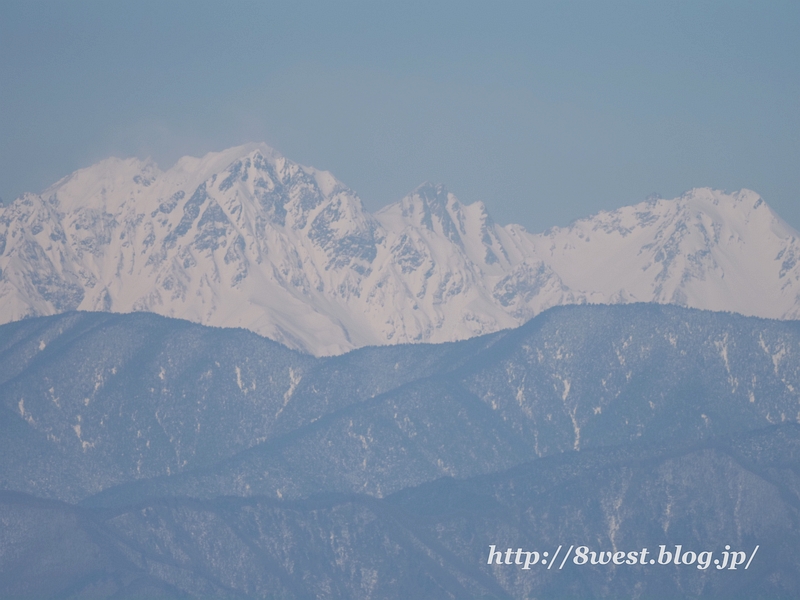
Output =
[
  {"x1": 1, "y1": 144, "x2": 799, "y2": 355},
  {"x1": 2, "y1": 305, "x2": 799, "y2": 506},
  {"x1": 1, "y1": 306, "x2": 800, "y2": 598}
]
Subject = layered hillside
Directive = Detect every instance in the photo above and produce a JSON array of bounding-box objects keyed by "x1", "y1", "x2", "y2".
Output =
[{"x1": 1, "y1": 306, "x2": 799, "y2": 598}]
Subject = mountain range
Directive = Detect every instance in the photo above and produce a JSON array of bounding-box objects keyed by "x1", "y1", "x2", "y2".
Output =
[
  {"x1": 2, "y1": 144, "x2": 800, "y2": 598},
  {"x1": 1, "y1": 143, "x2": 799, "y2": 355},
  {"x1": 1, "y1": 305, "x2": 799, "y2": 598}
]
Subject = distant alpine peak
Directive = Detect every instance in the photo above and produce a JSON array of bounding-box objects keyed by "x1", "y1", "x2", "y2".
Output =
[
  {"x1": 379, "y1": 183, "x2": 467, "y2": 240},
  {"x1": 658, "y1": 187, "x2": 771, "y2": 223},
  {"x1": 1, "y1": 144, "x2": 798, "y2": 355},
  {"x1": 557, "y1": 187, "x2": 767, "y2": 231}
]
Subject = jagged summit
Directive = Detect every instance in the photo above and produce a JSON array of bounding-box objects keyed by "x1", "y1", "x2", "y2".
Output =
[
  {"x1": 528, "y1": 187, "x2": 800, "y2": 318},
  {"x1": 1, "y1": 144, "x2": 799, "y2": 355}
]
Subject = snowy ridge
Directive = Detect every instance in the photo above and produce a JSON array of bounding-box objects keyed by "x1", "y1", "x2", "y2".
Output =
[{"x1": 1, "y1": 143, "x2": 799, "y2": 355}]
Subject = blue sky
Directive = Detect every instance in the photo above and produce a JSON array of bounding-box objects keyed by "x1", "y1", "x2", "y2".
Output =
[{"x1": 1, "y1": 1, "x2": 798, "y2": 232}]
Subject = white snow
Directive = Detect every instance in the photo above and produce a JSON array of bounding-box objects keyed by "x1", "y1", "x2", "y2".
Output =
[{"x1": 1, "y1": 144, "x2": 800, "y2": 356}]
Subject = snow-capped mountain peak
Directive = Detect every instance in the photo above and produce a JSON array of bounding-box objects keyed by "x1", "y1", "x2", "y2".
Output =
[{"x1": 1, "y1": 145, "x2": 798, "y2": 355}]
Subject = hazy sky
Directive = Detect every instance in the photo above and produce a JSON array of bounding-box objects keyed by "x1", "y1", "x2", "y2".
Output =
[{"x1": 1, "y1": 1, "x2": 798, "y2": 233}]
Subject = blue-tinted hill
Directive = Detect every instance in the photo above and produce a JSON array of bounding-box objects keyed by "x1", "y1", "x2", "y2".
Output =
[{"x1": 1, "y1": 305, "x2": 799, "y2": 598}]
